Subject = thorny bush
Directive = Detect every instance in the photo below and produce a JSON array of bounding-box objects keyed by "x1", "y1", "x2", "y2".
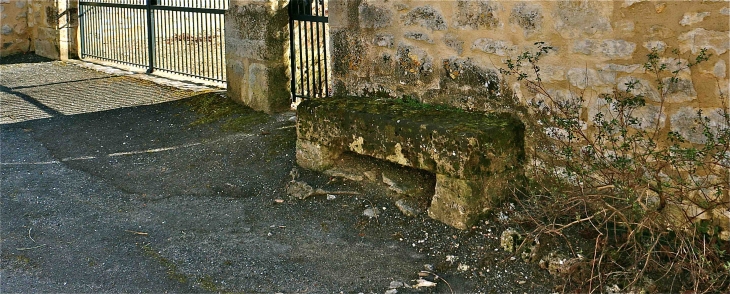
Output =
[{"x1": 499, "y1": 43, "x2": 730, "y2": 293}]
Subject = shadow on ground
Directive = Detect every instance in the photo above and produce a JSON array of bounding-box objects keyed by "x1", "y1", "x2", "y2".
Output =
[{"x1": 0, "y1": 53, "x2": 54, "y2": 65}]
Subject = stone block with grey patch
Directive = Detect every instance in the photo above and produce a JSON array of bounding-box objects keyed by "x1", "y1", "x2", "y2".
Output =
[{"x1": 296, "y1": 96, "x2": 525, "y2": 229}]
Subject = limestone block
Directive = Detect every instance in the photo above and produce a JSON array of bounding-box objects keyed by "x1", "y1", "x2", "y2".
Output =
[
  {"x1": 226, "y1": 4, "x2": 266, "y2": 41},
  {"x1": 34, "y1": 26, "x2": 59, "y2": 59},
  {"x1": 567, "y1": 68, "x2": 608, "y2": 89},
  {"x1": 296, "y1": 96, "x2": 525, "y2": 229},
  {"x1": 662, "y1": 77, "x2": 696, "y2": 103},
  {"x1": 529, "y1": 65, "x2": 565, "y2": 83},
  {"x1": 679, "y1": 28, "x2": 730, "y2": 55},
  {"x1": 358, "y1": 3, "x2": 392, "y2": 29},
  {"x1": 643, "y1": 40, "x2": 667, "y2": 53},
  {"x1": 373, "y1": 33, "x2": 394, "y2": 47},
  {"x1": 1, "y1": 24, "x2": 11, "y2": 35},
  {"x1": 428, "y1": 175, "x2": 482, "y2": 230},
  {"x1": 714, "y1": 209, "x2": 730, "y2": 241},
  {"x1": 454, "y1": 0, "x2": 500, "y2": 30},
  {"x1": 295, "y1": 139, "x2": 342, "y2": 171},
  {"x1": 472, "y1": 38, "x2": 515, "y2": 57},
  {"x1": 688, "y1": 175, "x2": 726, "y2": 203},
  {"x1": 229, "y1": 39, "x2": 266, "y2": 60},
  {"x1": 402, "y1": 6, "x2": 447, "y2": 31},
  {"x1": 12, "y1": 19, "x2": 27, "y2": 35},
  {"x1": 442, "y1": 57, "x2": 499, "y2": 88},
  {"x1": 572, "y1": 39, "x2": 595, "y2": 55},
  {"x1": 647, "y1": 25, "x2": 674, "y2": 39},
  {"x1": 629, "y1": 105, "x2": 666, "y2": 130},
  {"x1": 616, "y1": 77, "x2": 660, "y2": 102},
  {"x1": 229, "y1": 59, "x2": 244, "y2": 75},
  {"x1": 509, "y1": 2, "x2": 543, "y2": 37},
  {"x1": 535, "y1": 89, "x2": 578, "y2": 106},
  {"x1": 327, "y1": 0, "x2": 348, "y2": 28},
  {"x1": 713, "y1": 60, "x2": 726, "y2": 78},
  {"x1": 588, "y1": 100, "x2": 667, "y2": 130},
  {"x1": 679, "y1": 12, "x2": 710, "y2": 26},
  {"x1": 331, "y1": 28, "x2": 366, "y2": 76},
  {"x1": 395, "y1": 43, "x2": 433, "y2": 84},
  {"x1": 670, "y1": 106, "x2": 728, "y2": 144},
  {"x1": 621, "y1": 0, "x2": 647, "y2": 8},
  {"x1": 244, "y1": 63, "x2": 289, "y2": 113},
  {"x1": 658, "y1": 57, "x2": 692, "y2": 77},
  {"x1": 225, "y1": 2, "x2": 288, "y2": 62},
  {"x1": 443, "y1": 34, "x2": 463, "y2": 55},
  {"x1": 500, "y1": 228, "x2": 522, "y2": 253},
  {"x1": 614, "y1": 20, "x2": 634, "y2": 33},
  {"x1": 247, "y1": 62, "x2": 268, "y2": 105},
  {"x1": 600, "y1": 40, "x2": 636, "y2": 59},
  {"x1": 404, "y1": 31, "x2": 433, "y2": 44},
  {"x1": 553, "y1": 1, "x2": 612, "y2": 38},
  {"x1": 588, "y1": 82, "x2": 665, "y2": 131},
  {"x1": 372, "y1": 53, "x2": 395, "y2": 76},
  {"x1": 596, "y1": 63, "x2": 643, "y2": 74},
  {"x1": 573, "y1": 39, "x2": 635, "y2": 59}
]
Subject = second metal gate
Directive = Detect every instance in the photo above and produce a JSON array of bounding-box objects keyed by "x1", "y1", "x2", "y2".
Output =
[
  {"x1": 79, "y1": 0, "x2": 228, "y2": 83},
  {"x1": 289, "y1": 0, "x2": 330, "y2": 101}
]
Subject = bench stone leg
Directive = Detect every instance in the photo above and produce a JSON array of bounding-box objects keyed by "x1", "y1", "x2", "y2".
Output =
[
  {"x1": 428, "y1": 174, "x2": 486, "y2": 230},
  {"x1": 296, "y1": 139, "x2": 342, "y2": 171}
]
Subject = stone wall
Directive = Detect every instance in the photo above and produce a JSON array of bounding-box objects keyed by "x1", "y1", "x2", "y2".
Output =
[
  {"x1": 1, "y1": 0, "x2": 77, "y2": 59},
  {"x1": 329, "y1": 0, "x2": 729, "y2": 140},
  {"x1": 1, "y1": 0, "x2": 32, "y2": 57},
  {"x1": 328, "y1": 0, "x2": 729, "y2": 232}
]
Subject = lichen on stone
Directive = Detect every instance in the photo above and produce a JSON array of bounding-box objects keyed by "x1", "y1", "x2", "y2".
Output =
[
  {"x1": 402, "y1": 6, "x2": 447, "y2": 31},
  {"x1": 358, "y1": 3, "x2": 393, "y2": 29},
  {"x1": 454, "y1": 0, "x2": 500, "y2": 30},
  {"x1": 395, "y1": 43, "x2": 434, "y2": 83},
  {"x1": 509, "y1": 2, "x2": 543, "y2": 37}
]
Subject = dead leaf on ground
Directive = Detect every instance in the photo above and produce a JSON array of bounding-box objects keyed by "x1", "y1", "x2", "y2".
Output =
[{"x1": 413, "y1": 278, "x2": 437, "y2": 288}]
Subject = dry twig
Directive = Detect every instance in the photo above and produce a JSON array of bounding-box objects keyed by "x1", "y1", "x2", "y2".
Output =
[{"x1": 125, "y1": 230, "x2": 149, "y2": 236}]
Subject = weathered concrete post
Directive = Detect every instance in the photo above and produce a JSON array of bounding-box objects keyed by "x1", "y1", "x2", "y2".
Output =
[{"x1": 225, "y1": 0, "x2": 291, "y2": 113}]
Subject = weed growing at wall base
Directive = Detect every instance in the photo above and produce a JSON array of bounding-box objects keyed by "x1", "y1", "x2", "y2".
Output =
[{"x1": 500, "y1": 43, "x2": 730, "y2": 293}]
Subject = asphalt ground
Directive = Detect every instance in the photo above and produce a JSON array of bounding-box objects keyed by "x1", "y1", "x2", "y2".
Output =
[{"x1": 1, "y1": 55, "x2": 556, "y2": 293}]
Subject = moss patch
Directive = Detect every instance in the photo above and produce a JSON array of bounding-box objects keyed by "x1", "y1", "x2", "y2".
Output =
[
  {"x1": 197, "y1": 275, "x2": 220, "y2": 292},
  {"x1": 182, "y1": 92, "x2": 270, "y2": 132},
  {"x1": 139, "y1": 243, "x2": 188, "y2": 284},
  {"x1": 395, "y1": 96, "x2": 464, "y2": 112}
]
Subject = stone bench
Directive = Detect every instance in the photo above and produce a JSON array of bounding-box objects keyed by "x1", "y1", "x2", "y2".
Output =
[{"x1": 295, "y1": 96, "x2": 525, "y2": 229}]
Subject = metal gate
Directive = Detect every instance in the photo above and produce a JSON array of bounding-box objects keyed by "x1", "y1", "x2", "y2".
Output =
[
  {"x1": 78, "y1": 0, "x2": 228, "y2": 83},
  {"x1": 289, "y1": 0, "x2": 330, "y2": 101}
]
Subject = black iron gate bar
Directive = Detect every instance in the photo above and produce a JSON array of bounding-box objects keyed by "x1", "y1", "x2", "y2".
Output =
[
  {"x1": 78, "y1": 0, "x2": 227, "y2": 83},
  {"x1": 289, "y1": 0, "x2": 329, "y2": 101}
]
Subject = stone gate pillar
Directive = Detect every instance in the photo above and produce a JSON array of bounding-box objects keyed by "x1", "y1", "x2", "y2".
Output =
[
  {"x1": 225, "y1": 0, "x2": 290, "y2": 113},
  {"x1": 27, "y1": 0, "x2": 78, "y2": 60}
]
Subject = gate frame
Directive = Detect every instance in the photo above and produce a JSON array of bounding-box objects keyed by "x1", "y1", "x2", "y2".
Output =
[
  {"x1": 78, "y1": 0, "x2": 228, "y2": 83},
  {"x1": 288, "y1": 0, "x2": 330, "y2": 102}
]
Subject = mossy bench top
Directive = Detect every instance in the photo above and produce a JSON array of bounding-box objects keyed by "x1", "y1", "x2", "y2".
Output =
[
  {"x1": 298, "y1": 96, "x2": 522, "y2": 136},
  {"x1": 297, "y1": 96, "x2": 525, "y2": 180}
]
